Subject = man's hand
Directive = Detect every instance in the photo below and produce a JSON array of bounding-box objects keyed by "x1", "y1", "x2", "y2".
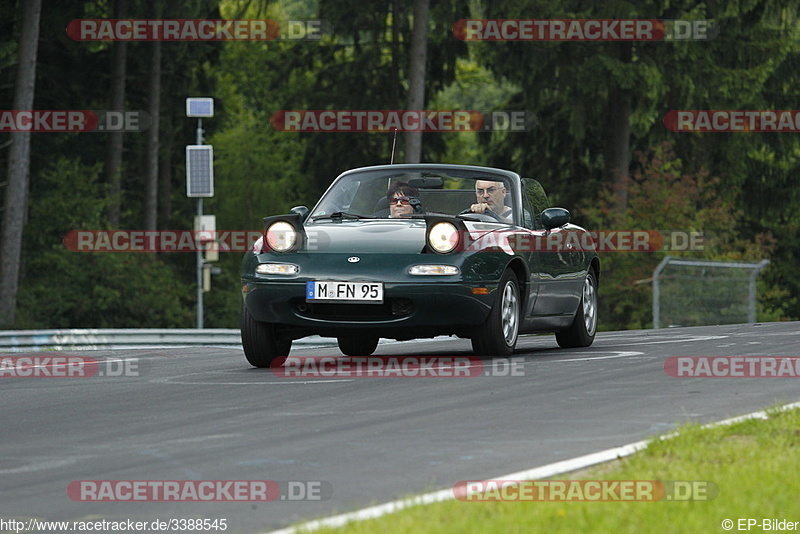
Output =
[{"x1": 470, "y1": 202, "x2": 491, "y2": 213}]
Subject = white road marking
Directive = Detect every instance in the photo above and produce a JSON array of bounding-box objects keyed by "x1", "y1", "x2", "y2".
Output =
[
  {"x1": 153, "y1": 378, "x2": 356, "y2": 385},
  {"x1": 0, "y1": 457, "x2": 83, "y2": 474},
  {"x1": 600, "y1": 335, "x2": 728, "y2": 345},
  {"x1": 550, "y1": 351, "x2": 644, "y2": 362}
]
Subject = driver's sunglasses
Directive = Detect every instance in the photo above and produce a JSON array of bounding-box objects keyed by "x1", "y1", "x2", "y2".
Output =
[{"x1": 391, "y1": 196, "x2": 412, "y2": 206}]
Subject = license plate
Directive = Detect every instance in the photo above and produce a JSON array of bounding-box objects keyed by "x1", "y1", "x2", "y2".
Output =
[{"x1": 306, "y1": 281, "x2": 383, "y2": 303}]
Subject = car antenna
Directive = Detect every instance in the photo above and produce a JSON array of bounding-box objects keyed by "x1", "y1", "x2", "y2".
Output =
[{"x1": 390, "y1": 128, "x2": 398, "y2": 164}]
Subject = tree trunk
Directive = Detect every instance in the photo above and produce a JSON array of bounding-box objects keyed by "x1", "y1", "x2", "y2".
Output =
[
  {"x1": 604, "y1": 42, "x2": 633, "y2": 214},
  {"x1": 0, "y1": 0, "x2": 42, "y2": 326},
  {"x1": 144, "y1": 40, "x2": 161, "y2": 231},
  {"x1": 389, "y1": 0, "x2": 401, "y2": 106},
  {"x1": 604, "y1": 87, "x2": 631, "y2": 214},
  {"x1": 158, "y1": 139, "x2": 172, "y2": 229},
  {"x1": 105, "y1": 0, "x2": 128, "y2": 226},
  {"x1": 403, "y1": 0, "x2": 429, "y2": 163}
]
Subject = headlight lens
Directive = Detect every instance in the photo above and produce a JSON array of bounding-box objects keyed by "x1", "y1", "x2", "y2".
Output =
[
  {"x1": 265, "y1": 221, "x2": 297, "y2": 252},
  {"x1": 428, "y1": 222, "x2": 459, "y2": 253}
]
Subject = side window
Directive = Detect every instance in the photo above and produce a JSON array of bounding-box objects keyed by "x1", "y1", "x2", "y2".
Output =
[
  {"x1": 520, "y1": 190, "x2": 535, "y2": 229},
  {"x1": 522, "y1": 178, "x2": 551, "y2": 230}
]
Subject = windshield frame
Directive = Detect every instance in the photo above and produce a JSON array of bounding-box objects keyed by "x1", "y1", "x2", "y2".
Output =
[{"x1": 307, "y1": 164, "x2": 523, "y2": 226}]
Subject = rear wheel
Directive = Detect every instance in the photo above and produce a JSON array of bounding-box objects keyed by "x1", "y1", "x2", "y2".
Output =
[
  {"x1": 555, "y1": 268, "x2": 598, "y2": 348},
  {"x1": 241, "y1": 306, "x2": 291, "y2": 368},
  {"x1": 471, "y1": 269, "x2": 520, "y2": 356},
  {"x1": 337, "y1": 336, "x2": 379, "y2": 356}
]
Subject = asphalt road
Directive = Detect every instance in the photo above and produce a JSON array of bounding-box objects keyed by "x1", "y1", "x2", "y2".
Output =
[{"x1": 1, "y1": 322, "x2": 798, "y2": 533}]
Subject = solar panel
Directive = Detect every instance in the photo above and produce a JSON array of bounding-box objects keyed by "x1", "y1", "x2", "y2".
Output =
[
  {"x1": 186, "y1": 145, "x2": 214, "y2": 197},
  {"x1": 186, "y1": 97, "x2": 214, "y2": 118}
]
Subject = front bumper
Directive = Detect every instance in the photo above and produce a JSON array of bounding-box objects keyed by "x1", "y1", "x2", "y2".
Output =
[{"x1": 242, "y1": 280, "x2": 496, "y2": 339}]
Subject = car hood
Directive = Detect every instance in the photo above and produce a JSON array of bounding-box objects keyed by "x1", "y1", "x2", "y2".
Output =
[
  {"x1": 304, "y1": 220, "x2": 428, "y2": 254},
  {"x1": 300, "y1": 219, "x2": 503, "y2": 254}
]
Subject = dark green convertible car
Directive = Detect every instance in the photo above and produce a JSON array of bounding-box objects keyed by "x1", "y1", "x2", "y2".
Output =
[{"x1": 241, "y1": 164, "x2": 599, "y2": 367}]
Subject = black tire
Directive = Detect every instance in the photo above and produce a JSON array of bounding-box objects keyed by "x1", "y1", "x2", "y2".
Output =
[
  {"x1": 241, "y1": 306, "x2": 291, "y2": 368},
  {"x1": 556, "y1": 268, "x2": 598, "y2": 348},
  {"x1": 471, "y1": 269, "x2": 520, "y2": 356},
  {"x1": 337, "y1": 336, "x2": 379, "y2": 356}
]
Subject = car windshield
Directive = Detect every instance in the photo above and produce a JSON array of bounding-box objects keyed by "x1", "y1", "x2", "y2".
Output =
[{"x1": 309, "y1": 167, "x2": 518, "y2": 224}]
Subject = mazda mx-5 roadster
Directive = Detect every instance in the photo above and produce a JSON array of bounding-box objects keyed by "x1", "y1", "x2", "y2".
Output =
[{"x1": 241, "y1": 164, "x2": 599, "y2": 367}]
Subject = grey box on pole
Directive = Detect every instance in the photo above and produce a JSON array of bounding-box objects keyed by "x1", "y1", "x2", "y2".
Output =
[{"x1": 186, "y1": 145, "x2": 214, "y2": 197}]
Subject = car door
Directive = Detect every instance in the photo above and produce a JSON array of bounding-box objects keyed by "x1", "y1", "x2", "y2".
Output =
[
  {"x1": 513, "y1": 182, "x2": 542, "y2": 320},
  {"x1": 520, "y1": 178, "x2": 585, "y2": 321}
]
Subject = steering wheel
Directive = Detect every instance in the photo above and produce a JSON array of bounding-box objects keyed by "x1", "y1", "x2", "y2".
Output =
[{"x1": 458, "y1": 207, "x2": 505, "y2": 223}]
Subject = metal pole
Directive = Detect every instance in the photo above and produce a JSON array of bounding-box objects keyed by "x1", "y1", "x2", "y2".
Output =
[
  {"x1": 652, "y1": 256, "x2": 672, "y2": 329},
  {"x1": 196, "y1": 197, "x2": 203, "y2": 329},
  {"x1": 196, "y1": 118, "x2": 204, "y2": 329},
  {"x1": 748, "y1": 259, "x2": 770, "y2": 323}
]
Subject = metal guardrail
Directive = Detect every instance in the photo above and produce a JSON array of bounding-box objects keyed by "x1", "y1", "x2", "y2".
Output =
[{"x1": 0, "y1": 329, "x2": 336, "y2": 352}]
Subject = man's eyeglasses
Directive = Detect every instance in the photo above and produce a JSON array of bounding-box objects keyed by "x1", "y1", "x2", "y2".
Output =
[
  {"x1": 391, "y1": 196, "x2": 412, "y2": 206},
  {"x1": 476, "y1": 187, "x2": 500, "y2": 195}
]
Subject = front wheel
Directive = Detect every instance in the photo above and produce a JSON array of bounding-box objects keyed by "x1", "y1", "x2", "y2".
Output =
[
  {"x1": 555, "y1": 268, "x2": 598, "y2": 348},
  {"x1": 241, "y1": 306, "x2": 291, "y2": 368},
  {"x1": 472, "y1": 269, "x2": 520, "y2": 356}
]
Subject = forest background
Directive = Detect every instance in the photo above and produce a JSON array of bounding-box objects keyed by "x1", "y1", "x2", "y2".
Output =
[{"x1": 1, "y1": 0, "x2": 798, "y2": 331}]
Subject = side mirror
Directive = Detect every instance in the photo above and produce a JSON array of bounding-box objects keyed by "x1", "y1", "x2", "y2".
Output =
[
  {"x1": 541, "y1": 207, "x2": 570, "y2": 230},
  {"x1": 290, "y1": 205, "x2": 310, "y2": 221}
]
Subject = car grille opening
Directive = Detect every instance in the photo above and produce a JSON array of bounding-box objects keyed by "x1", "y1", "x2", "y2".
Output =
[{"x1": 294, "y1": 298, "x2": 414, "y2": 321}]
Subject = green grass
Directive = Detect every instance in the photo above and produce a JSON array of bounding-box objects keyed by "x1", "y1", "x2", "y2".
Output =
[{"x1": 303, "y1": 406, "x2": 800, "y2": 534}]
